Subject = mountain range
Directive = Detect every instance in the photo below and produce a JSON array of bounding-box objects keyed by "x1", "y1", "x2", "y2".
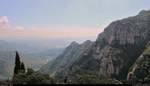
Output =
[
  {"x1": 0, "y1": 9, "x2": 150, "y2": 85},
  {"x1": 40, "y1": 10, "x2": 150, "y2": 84}
]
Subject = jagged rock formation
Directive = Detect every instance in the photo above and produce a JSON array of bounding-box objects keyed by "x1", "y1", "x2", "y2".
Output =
[
  {"x1": 63, "y1": 10, "x2": 150, "y2": 81},
  {"x1": 40, "y1": 10, "x2": 150, "y2": 83},
  {"x1": 40, "y1": 40, "x2": 93, "y2": 76},
  {"x1": 83, "y1": 10, "x2": 149, "y2": 79}
]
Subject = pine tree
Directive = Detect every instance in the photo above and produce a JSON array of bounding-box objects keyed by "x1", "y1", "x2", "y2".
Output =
[
  {"x1": 14, "y1": 51, "x2": 21, "y2": 75},
  {"x1": 20, "y1": 62, "x2": 25, "y2": 73}
]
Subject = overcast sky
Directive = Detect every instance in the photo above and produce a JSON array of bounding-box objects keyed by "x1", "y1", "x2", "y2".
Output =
[{"x1": 0, "y1": 0, "x2": 150, "y2": 42}]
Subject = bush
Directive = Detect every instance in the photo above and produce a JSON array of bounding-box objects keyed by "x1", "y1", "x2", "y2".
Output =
[{"x1": 13, "y1": 69, "x2": 56, "y2": 84}]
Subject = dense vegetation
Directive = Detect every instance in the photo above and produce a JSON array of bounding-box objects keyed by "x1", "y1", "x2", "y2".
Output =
[
  {"x1": 133, "y1": 42, "x2": 150, "y2": 83},
  {"x1": 13, "y1": 68, "x2": 55, "y2": 84},
  {"x1": 12, "y1": 52, "x2": 56, "y2": 84}
]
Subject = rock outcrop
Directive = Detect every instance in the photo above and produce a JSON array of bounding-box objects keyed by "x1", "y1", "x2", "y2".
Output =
[
  {"x1": 39, "y1": 40, "x2": 93, "y2": 76},
  {"x1": 68, "y1": 10, "x2": 150, "y2": 80},
  {"x1": 40, "y1": 10, "x2": 150, "y2": 82}
]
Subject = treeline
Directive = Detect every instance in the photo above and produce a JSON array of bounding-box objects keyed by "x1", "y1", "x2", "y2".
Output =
[{"x1": 12, "y1": 51, "x2": 55, "y2": 84}]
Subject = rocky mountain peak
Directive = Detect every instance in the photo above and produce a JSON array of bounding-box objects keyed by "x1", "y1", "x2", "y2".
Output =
[
  {"x1": 39, "y1": 40, "x2": 93, "y2": 75},
  {"x1": 91, "y1": 9, "x2": 150, "y2": 79},
  {"x1": 82, "y1": 40, "x2": 92, "y2": 45},
  {"x1": 96, "y1": 10, "x2": 150, "y2": 46},
  {"x1": 84, "y1": 40, "x2": 92, "y2": 43},
  {"x1": 138, "y1": 9, "x2": 150, "y2": 16},
  {"x1": 70, "y1": 41, "x2": 79, "y2": 46},
  {"x1": 63, "y1": 41, "x2": 79, "y2": 52},
  {"x1": 40, "y1": 10, "x2": 150, "y2": 82}
]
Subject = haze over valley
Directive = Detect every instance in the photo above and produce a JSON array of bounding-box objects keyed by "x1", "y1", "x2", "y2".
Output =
[{"x1": 0, "y1": 0, "x2": 150, "y2": 85}]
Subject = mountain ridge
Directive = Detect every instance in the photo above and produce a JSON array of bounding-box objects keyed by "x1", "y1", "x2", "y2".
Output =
[{"x1": 40, "y1": 10, "x2": 150, "y2": 83}]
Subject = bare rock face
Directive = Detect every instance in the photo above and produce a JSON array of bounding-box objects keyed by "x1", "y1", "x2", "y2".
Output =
[
  {"x1": 95, "y1": 46, "x2": 124, "y2": 77},
  {"x1": 40, "y1": 10, "x2": 150, "y2": 82},
  {"x1": 91, "y1": 10, "x2": 150, "y2": 79},
  {"x1": 63, "y1": 10, "x2": 150, "y2": 80},
  {"x1": 40, "y1": 40, "x2": 93, "y2": 76},
  {"x1": 97, "y1": 10, "x2": 150, "y2": 45}
]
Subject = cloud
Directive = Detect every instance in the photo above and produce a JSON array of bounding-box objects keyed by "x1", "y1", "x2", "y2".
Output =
[
  {"x1": 0, "y1": 16, "x2": 9, "y2": 23},
  {"x1": 0, "y1": 16, "x2": 103, "y2": 39},
  {"x1": 0, "y1": 16, "x2": 11, "y2": 30}
]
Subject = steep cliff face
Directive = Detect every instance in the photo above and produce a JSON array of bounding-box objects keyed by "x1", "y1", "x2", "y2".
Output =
[
  {"x1": 97, "y1": 15, "x2": 150, "y2": 45},
  {"x1": 92, "y1": 10, "x2": 150, "y2": 79},
  {"x1": 59, "y1": 10, "x2": 150, "y2": 81},
  {"x1": 40, "y1": 10, "x2": 150, "y2": 82},
  {"x1": 40, "y1": 40, "x2": 93, "y2": 76}
]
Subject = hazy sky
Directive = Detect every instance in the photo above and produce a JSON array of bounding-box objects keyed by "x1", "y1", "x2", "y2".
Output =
[{"x1": 0, "y1": 0, "x2": 150, "y2": 41}]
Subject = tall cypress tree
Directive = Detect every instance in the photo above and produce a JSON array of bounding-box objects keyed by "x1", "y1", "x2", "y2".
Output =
[
  {"x1": 14, "y1": 51, "x2": 21, "y2": 75},
  {"x1": 20, "y1": 62, "x2": 25, "y2": 73}
]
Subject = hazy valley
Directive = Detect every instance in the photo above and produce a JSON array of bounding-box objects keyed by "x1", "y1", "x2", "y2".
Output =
[{"x1": 0, "y1": 1, "x2": 150, "y2": 85}]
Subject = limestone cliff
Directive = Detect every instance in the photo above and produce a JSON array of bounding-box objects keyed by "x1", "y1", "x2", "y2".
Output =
[
  {"x1": 40, "y1": 10, "x2": 150, "y2": 82},
  {"x1": 90, "y1": 10, "x2": 150, "y2": 79},
  {"x1": 67, "y1": 10, "x2": 150, "y2": 80}
]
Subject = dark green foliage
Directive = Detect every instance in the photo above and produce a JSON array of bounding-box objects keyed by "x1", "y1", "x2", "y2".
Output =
[
  {"x1": 15, "y1": 51, "x2": 21, "y2": 66},
  {"x1": 14, "y1": 66, "x2": 18, "y2": 76},
  {"x1": 14, "y1": 51, "x2": 21, "y2": 75},
  {"x1": 20, "y1": 62, "x2": 25, "y2": 73},
  {"x1": 63, "y1": 73, "x2": 122, "y2": 84},
  {"x1": 144, "y1": 75, "x2": 150, "y2": 83},
  {"x1": 63, "y1": 76, "x2": 68, "y2": 83},
  {"x1": 128, "y1": 43, "x2": 150, "y2": 84},
  {"x1": 26, "y1": 68, "x2": 34, "y2": 75},
  {"x1": 133, "y1": 55, "x2": 150, "y2": 83},
  {"x1": 13, "y1": 68, "x2": 56, "y2": 84},
  {"x1": 12, "y1": 52, "x2": 56, "y2": 84},
  {"x1": 134, "y1": 68, "x2": 148, "y2": 81},
  {"x1": 71, "y1": 73, "x2": 103, "y2": 84},
  {"x1": 54, "y1": 66, "x2": 122, "y2": 84},
  {"x1": 13, "y1": 73, "x2": 28, "y2": 84},
  {"x1": 26, "y1": 72, "x2": 54, "y2": 84},
  {"x1": 14, "y1": 51, "x2": 26, "y2": 76},
  {"x1": 116, "y1": 43, "x2": 145, "y2": 80}
]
